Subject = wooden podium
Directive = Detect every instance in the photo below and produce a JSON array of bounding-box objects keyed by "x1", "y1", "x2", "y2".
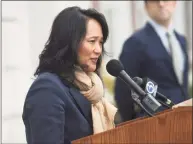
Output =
[{"x1": 72, "y1": 107, "x2": 192, "y2": 144}]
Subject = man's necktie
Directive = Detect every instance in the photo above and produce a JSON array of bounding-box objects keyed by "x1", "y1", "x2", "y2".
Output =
[{"x1": 166, "y1": 32, "x2": 184, "y2": 85}]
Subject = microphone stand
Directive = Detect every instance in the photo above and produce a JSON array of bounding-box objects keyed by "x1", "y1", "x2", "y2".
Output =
[
  {"x1": 131, "y1": 91, "x2": 154, "y2": 117},
  {"x1": 157, "y1": 92, "x2": 175, "y2": 106},
  {"x1": 157, "y1": 99, "x2": 171, "y2": 109}
]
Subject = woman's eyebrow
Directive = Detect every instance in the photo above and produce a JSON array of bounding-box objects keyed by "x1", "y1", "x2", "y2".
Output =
[{"x1": 86, "y1": 36, "x2": 103, "y2": 40}]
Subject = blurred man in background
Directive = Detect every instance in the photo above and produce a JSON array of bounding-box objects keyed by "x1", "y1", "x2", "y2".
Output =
[{"x1": 114, "y1": 0, "x2": 190, "y2": 122}]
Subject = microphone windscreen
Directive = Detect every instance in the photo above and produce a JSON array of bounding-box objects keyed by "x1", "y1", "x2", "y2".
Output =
[{"x1": 106, "y1": 59, "x2": 124, "y2": 77}]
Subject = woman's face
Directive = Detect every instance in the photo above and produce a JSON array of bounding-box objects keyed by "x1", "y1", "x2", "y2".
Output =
[{"x1": 77, "y1": 18, "x2": 103, "y2": 73}]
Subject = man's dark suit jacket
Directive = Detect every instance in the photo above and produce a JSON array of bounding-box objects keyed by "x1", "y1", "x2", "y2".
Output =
[
  {"x1": 22, "y1": 72, "x2": 93, "y2": 144},
  {"x1": 114, "y1": 22, "x2": 189, "y2": 122}
]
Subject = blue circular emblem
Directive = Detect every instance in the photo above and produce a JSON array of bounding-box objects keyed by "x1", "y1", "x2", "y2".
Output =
[{"x1": 146, "y1": 81, "x2": 155, "y2": 94}]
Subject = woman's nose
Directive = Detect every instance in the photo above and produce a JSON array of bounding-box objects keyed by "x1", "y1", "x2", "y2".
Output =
[{"x1": 94, "y1": 43, "x2": 102, "y2": 54}]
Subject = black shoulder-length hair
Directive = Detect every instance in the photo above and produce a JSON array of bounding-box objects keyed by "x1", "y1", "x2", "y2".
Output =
[{"x1": 34, "y1": 6, "x2": 109, "y2": 82}]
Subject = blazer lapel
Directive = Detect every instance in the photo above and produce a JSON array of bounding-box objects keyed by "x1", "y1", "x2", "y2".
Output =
[
  {"x1": 174, "y1": 31, "x2": 188, "y2": 85},
  {"x1": 69, "y1": 87, "x2": 93, "y2": 127},
  {"x1": 145, "y1": 23, "x2": 186, "y2": 85},
  {"x1": 146, "y1": 22, "x2": 173, "y2": 66}
]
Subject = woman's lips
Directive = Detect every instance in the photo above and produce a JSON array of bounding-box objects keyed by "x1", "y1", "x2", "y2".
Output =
[{"x1": 91, "y1": 58, "x2": 98, "y2": 64}]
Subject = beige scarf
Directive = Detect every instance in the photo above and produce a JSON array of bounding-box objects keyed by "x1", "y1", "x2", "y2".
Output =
[{"x1": 74, "y1": 68, "x2": 117, "y2": 134}]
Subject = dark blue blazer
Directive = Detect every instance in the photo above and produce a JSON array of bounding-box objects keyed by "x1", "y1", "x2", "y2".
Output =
[
  {"x1": 114, "y1": 22, "x2": 189, "y2": 122},
  {"x1": 22, "y1": 72, "x2": 93, "y2": 144}
]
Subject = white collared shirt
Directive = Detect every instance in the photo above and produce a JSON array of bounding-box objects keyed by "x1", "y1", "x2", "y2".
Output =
[
  {"x1": 148, "y1": 18, "x2": 175, "y2": 54},
  {"x1": 148, "y1": 18, "x2": 185, "y2": 84}
]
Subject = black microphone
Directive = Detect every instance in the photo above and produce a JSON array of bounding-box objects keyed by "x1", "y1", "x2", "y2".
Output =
[
  {"x1": 133, "y1": 77, "x2": 175, "y2": 107},
  {"x1": 106, "y1": 59, "x2": 161, "y2": 113}
]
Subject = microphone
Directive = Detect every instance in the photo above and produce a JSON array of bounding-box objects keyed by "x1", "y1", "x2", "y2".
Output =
[
  {"x1": 133, "y1": 77, "x2": 175, "y2": 107},
  {"x1": 106, "y1": 59, "x2": 161, "y2": 114}
]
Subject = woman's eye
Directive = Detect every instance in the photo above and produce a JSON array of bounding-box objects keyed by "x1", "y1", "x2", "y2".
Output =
[{"x1": 89, "y1": 40, "x2": 95, "y2": 43}]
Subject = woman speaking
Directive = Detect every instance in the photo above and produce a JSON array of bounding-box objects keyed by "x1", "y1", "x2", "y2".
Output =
[{"x1": 22, "y1": 6, "x2": 117, "y2": 144}]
